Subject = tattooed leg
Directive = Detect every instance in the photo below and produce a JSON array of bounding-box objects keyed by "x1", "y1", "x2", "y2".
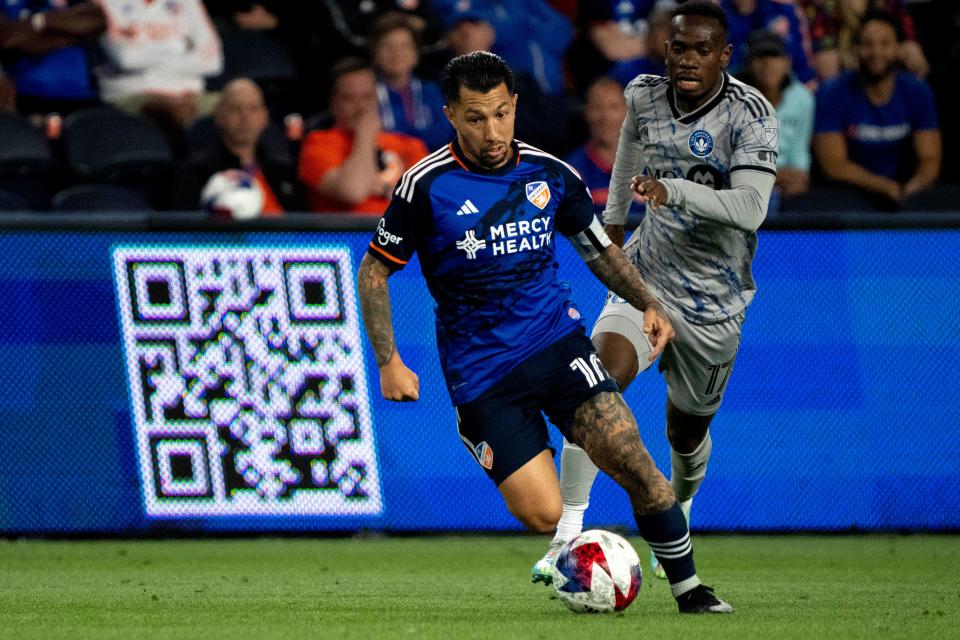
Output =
[
  {"x1": 569, "y1": 391, "x2": 675, "y2": 514},
  {"x1": 572, "y1": 391, "x2": 708, "y2": 598}
]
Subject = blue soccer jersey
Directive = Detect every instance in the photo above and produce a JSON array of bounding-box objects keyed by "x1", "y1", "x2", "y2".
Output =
[
  {"x1": 367, "y1": 139, "x2": 597, "y2": 405},
  {"x1": 814, "y1": 71, "x2": 939, "y2": 181}
]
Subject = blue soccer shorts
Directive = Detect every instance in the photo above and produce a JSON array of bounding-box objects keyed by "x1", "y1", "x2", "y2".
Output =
[{"x1": 454, "y1": 328, "x2": 619, "y2": 485}]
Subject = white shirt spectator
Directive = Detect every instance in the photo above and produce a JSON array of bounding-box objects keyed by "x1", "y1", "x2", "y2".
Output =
[{"x1": 95, "y1": 0, "x2": 222, "y2": 101}]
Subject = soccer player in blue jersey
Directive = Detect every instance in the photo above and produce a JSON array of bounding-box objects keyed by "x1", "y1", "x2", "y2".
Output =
[
  {"x1": 357, "y1": 50, "x2": 733, "y2": 613},
  {"x1": 534, "y1": 0, "x2": 779, "y2": 582}
]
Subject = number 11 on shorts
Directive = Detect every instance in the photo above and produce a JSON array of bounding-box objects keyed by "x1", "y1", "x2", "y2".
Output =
[{"x1": 570, "y1": 355, "x2": 608, "y2": 388}]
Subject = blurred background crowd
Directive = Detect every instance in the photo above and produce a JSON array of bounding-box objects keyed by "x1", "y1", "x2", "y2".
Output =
[{"x1": 0, "y1": 0, "x2": 957, "y2": 219}]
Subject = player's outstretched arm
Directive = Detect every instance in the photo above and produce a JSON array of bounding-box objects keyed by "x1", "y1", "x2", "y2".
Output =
[
  {"x1": 587, "y1": 245, "x2": 675, "y2": 362},
  {"x1": 357, "y1": 253, "x2": 419, "y2": 402}
]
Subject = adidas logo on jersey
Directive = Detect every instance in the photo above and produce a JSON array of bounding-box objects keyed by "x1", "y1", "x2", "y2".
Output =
[{"x1": 456, "y1": 199, "x2": 480, "y2": 216}]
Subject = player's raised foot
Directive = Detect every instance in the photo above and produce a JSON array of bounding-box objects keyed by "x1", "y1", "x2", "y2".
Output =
[
  {"x1": 676, "y1": 584, "x2": 734, "y2": 614},
  {"x1": 531, "y1": 540, "x2": 565, "y2": 585},
  {"x1": 649, "y1": 549, "x2": 667, "y2": 580}
]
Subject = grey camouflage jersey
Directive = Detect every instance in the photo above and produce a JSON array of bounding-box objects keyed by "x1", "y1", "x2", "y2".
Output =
[{"x1": 604, "y1": 73, "x2": 779, "y2": 325}]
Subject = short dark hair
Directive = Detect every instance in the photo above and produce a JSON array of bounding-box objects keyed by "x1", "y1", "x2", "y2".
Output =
[
  {"x1": 856, "y1": 10, "x2": 904, "y2": 44},
  {"x1": 370, "y1": 11, "x2": 422, "y2": 50},
  {"x1": 330, "y1": 56, "x2": 374, "y2": 89},
  {"x1": 440, "y1": 51, "x2": 515, "y2": 104},
  {"x1": 672, "y1": 0, "x2": 729, "y2": 42}
]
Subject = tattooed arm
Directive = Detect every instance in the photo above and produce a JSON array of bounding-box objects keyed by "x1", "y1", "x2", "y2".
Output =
[
  {"x1": 587, "y1": 244, "x2": 675, "y2": 362},
  {"x1": 357, "y1": 253, "x2": 419, "y2": 401}
]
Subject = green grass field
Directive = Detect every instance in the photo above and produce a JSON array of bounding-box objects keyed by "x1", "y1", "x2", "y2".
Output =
[{"x1": 1, "y1": 535, "x2": 957, "y2": 640}]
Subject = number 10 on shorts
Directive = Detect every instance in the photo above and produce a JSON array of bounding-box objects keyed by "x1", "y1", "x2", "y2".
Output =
[{"x1": 570, "y1": 355, "x2": 608, "y2": 388}]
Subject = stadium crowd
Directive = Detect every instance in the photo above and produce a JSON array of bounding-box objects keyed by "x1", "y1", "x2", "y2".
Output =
[{"x1": 0, "y1": 0, "x2": 957, "y2": 217}]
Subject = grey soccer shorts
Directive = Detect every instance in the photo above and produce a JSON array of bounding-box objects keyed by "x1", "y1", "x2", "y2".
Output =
[{"x1": 591, "y1": 293, "x2": 745, "y2": 416}]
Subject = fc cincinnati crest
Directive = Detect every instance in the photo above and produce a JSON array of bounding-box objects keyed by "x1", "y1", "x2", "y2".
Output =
[
  {"x1": 525, "y1": 181, "x2": 551, "y2": 209},
  {"x1": 688, "y1": 130, "x2": 714, "y2": 158},
  {"x1": 475, "y1": 441, "x2": 494, "y2": 470}
]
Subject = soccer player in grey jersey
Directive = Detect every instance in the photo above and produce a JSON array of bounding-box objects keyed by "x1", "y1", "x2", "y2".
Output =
[{"x1": 533, "y1": 0, "x2": 778, "y2": 583}]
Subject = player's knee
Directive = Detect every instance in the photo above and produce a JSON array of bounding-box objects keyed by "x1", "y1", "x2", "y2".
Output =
[
  {"x1": 513, "y1": 504, "x2": 561, "y2": 534},
  {"x1": 667, "y1": 425, "x2": 699, "y2": 452},
  {"x1": 593, "y1": 333, "x2": 640, "y2": 390},
  {"x1": 666, "y1": 406, "x2": 713, "y2": 453}
]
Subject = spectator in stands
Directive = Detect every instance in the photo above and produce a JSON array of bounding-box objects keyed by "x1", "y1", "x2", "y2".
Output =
[
  {"x1": 298, "y1": 58, "x2": 427, "y2": 215},
  {"x1": 578, "y1": 0, "x2": 657, "y2": 82},
  {"x1": 370, "y1": 12, "x2": 450, "y2": 151},
  {"x1": 721, "y1": 0, "x2": 817, "y2": 84},
  {"x1": 607, "y1": 1, "x2": 675, "y2": 87},
  {"x1": 95, "y1": 0, "x2": 223, "y2": 131},
  {"x1": 740, "y1": 32, "x2": 814, "y2": 205},
  {"x1": 812, "y1": 12, "x2": 940, "y2": 207},
  {"x1": 436, "y1": 0, "x2": 571, "y2": 96},
  {"x1": 0, "y1": 1, "x2": 105, "y2": 115},
  {"x1": 564, "y1": 76, "x2": 644, "y2": 222},
  {"x1": 0, "y1": 66, "x2": 15, "y2": 112},
  {"x1": 206, "y1": 2, "x2": 448, "y2": 117},
  {"x1": 437, "y1": 0, "x2": 575, "y2": 153},
  {"x1": 173, "y1": 78, "x2": 302, "y2": 214},
  {"x1": 799, "y1": 0, "x2": 928, "y2": 81}
]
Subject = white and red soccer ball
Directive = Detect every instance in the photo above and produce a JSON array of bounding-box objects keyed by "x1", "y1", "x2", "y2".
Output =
[
  {"x1": 200, "y1": 169, "x2": 264, "y2": 220},
  {"x1": 551, "y1": 529, "x2": 643, "y2": 613}
]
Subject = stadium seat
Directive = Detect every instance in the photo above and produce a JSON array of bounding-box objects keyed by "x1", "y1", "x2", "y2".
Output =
[
  {"x1": 901, "y1": 184, "x2": 960, "y2": 211},
  {"x1": 0, "y1": 189, "x2": 28, "y2": 212},
  {"x1": 214, "y1": 26, "x2": 296, "y2": 84},
  {"x1": 185, "y1": 115, "x2": 294, "y2": 165},
  {"x1": 50, "y1": 184, "x2": 152, "y2": 212},
  {"x1": 780, "y1": 185, "x2": 883, "y2": 213},
  {"x1": 62, "y1": 106, "x2": 175, "y2": 207},
  {"x1": 0, "y1": 113, "x2": 56, "y2": 209},
  {"x1": 208, "y1": 24, "x2": 298, "y2": 116}
]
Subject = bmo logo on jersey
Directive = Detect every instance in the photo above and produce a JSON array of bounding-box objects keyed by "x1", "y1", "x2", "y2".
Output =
[
  {"x1": 688, "y1": 129, "x2": 714, "y2": 158},
  {"x1": 686, "y1": 164, "x2": 723, "y2": 190}
]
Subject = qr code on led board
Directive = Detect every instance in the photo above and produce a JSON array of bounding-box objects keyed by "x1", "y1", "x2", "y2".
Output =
[{"x1": 113, "y1": 245, "x2": 382, "y2": 517}]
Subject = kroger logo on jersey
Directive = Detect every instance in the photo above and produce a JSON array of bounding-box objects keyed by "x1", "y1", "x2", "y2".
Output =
[
  {"x1": 688, "y1": 129, "x2": 714, "y2": 158},
  {"x1": 376, "y1": 218, "x2": 402, "y2": 246}
]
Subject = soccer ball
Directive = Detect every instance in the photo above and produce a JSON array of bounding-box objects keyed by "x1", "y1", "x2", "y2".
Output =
[
  {"x1": 200, "y1": 169, "x2": 264, "y2": 220},
  {"x1": 551, "y1": 530, "x2": 642, "y2": 613}
]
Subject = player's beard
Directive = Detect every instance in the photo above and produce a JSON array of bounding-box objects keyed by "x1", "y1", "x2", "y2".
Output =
[
  {"x1": 478, "y1": 144, "x2": 511, "y2": 169},
  {"x1": 860, "y1": 59, "x2": 897, "y2": 83}
]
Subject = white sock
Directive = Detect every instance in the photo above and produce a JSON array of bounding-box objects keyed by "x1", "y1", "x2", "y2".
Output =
[
  {"x1": 551, "y1": 439, "x2": 599, "y2": 544},
  {"x1": 670, "y1": 431, "x2": 712, "y2": 515}
]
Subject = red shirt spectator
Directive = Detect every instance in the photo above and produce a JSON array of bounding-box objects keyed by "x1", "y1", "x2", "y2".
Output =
[
  {"x1": 298, "y1": 58, "x2": 427, "y2": 214},
  {"x1": 299, "y1": 127, "x2": 428, "y2": 214}
]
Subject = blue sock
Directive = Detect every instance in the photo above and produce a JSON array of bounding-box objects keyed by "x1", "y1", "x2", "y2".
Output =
[{"x1": 634, "y1": 501, "x2": 701, "y2": 597}]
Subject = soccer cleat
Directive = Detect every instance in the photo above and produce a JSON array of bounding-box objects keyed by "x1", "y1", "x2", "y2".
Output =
[
  {"x1": 650, "y1": 549, "x2": 667, "y2": 580},
  {"x1": 531, "y1": 540, "x2": 565, "y2": 585},
  {"x1": 676, "y1": 584, "x2": 734, "y2": 614}
]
